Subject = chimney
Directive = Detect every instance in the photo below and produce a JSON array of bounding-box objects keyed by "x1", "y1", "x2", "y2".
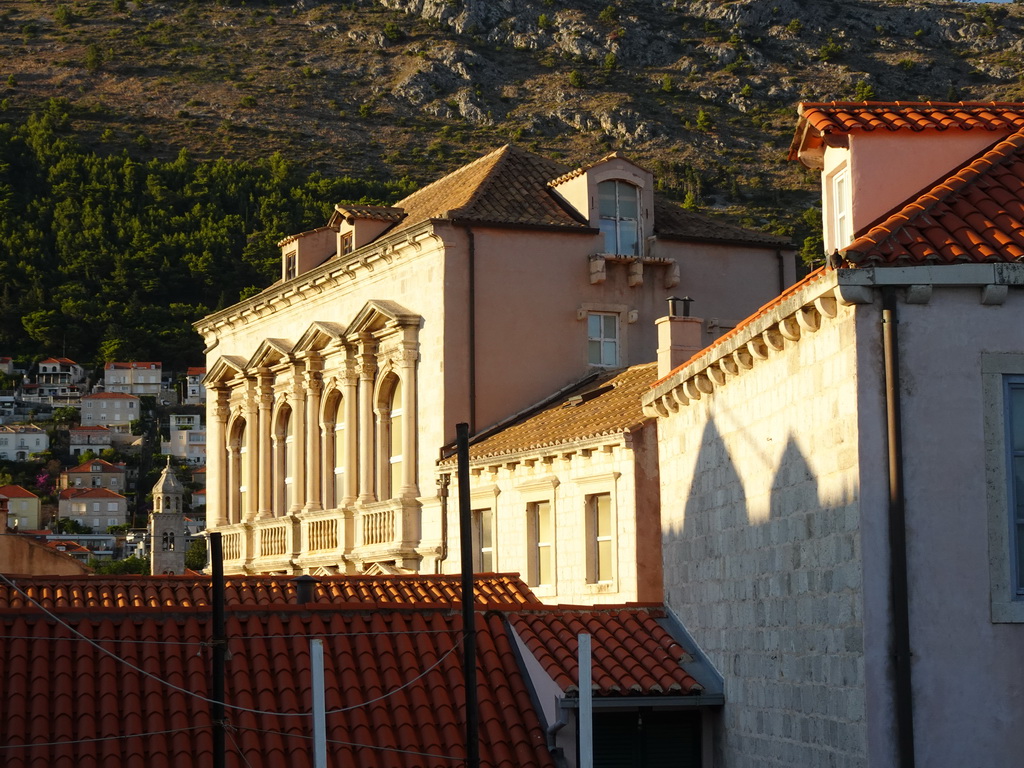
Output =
[
  {"x1": 0, "y1": 495, "x2": 8, "y2": 532},
  {"x1": 656, "y1": 296, "x2": 704, "y2": 378},
  {"x1": 292, "y1": 574, "x2": 320, "y2": 604}
]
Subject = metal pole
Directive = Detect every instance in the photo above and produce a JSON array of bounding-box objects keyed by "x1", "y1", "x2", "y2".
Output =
[
  {"x1": 210, "y1": 532, "x2": 226, "y2": 768},
  {"x1": 578, "y1": 633, "x2": 593, "y2": 768},
  {"x1": 456, "y1": 422, "x2": 479, "y2": 768},
  {"x1": 311, "y1": 638, "x2": 327, "y2": 768}
]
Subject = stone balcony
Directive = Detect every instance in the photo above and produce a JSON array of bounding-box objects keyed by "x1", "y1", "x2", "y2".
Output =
[{"x1": 217, "y1": 498, "x2": 422, "y2": 575}]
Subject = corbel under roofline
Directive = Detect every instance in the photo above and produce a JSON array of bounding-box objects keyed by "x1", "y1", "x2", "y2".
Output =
[{"x1": 642, "y1": 263, "x2": 1024, "y2": 416}]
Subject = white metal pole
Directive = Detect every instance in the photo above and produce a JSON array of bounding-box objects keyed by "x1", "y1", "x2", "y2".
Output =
[
  {"x1": 311, "y1": 638, "x2": 327, "y2": 768},
  {"x1": 579, "y1": 633, "x2": 593, "y2": 768}
]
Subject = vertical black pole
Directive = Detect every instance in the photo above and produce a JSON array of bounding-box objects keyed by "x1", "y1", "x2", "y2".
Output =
[
  {"x1": 210, "y1": 532, "x2": 226, "y2": 768},
  {"x1": 456, "y1": 423, "x2": 479, "y2": 768}
]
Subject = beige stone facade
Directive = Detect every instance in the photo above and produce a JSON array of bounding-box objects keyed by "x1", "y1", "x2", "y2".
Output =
[{"x1": 197, "y1": 146, "x2": 794, "y2": 576}]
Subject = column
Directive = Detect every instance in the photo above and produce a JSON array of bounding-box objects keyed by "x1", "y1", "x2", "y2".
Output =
[
  {"x1": 207, "y1": 386, "x2": 229, "y2": 528},
  {"x1": 398, "y1": 342, "x2": 419, "y2": 499},
  {"x1": 303, "y1": 357, "x2": 324, "y2": 514},
  {"x1": 357, "y1": 334, "x2": 376, "y2": 503},
  {"x1": 289, "y1": 372, "x2": 307, "y2": 515},
  {"x1": 257, "y1": 370, "x2": 274, "y2": 520},
  {"x1": 244, "y1": 392, "x2": 259, "y2": 522},
  {"x1": 342, "y1": 368, "x2": 359, "y2": 506}
]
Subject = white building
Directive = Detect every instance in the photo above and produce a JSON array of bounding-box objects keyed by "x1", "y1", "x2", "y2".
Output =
[
  {"x1": 162, "y1": 413, "x2": 206, "y2": 465},
  {"x1": 104, "y1": 361, "x2": 162, "y2": 396},
  {"x1": 80, "y1": 392, "x2": 140, "y2": 434},
  {"x1": 0, "y1": 425, "x2": 49, "y2": 461}
]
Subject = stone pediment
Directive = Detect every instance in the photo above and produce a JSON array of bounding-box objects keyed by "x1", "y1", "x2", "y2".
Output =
[{"x1": 246, "y1": 338, "x2": 295, "y2": 370}]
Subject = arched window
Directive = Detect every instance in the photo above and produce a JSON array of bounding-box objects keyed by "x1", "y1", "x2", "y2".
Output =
[
  {"x1": 375, "y1": 374, "x2": 403, "y2": 501},
  {"x1": 598, "y1": 180, "x2": 640, "y2": 256},
  {"x1": 228, "y1": 417, "x2": 247, "y2": 524},
  {"x1": 274, "y1": 406, "x2": 293, "y2": 515},
  {"x1": 321, "y1": 390, "x2": 345, "y2": 509}
]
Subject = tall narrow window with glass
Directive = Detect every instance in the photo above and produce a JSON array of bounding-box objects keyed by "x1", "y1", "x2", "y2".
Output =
[
  {"x1": 588, "y1": 313, "x2": 618, "y2": 367},
  {"x1": 598, "y1": 180, "x2": 640, "y2": 257},
  {"x1": 1007, "y1": 376, "x2": 1024, "y2": 597},
  {"x1": 473, "y1": 508, "x2": 494, "y2": 572},
  {"x1": 529, "y1": 501, "x2": 553, "y2": 588}
]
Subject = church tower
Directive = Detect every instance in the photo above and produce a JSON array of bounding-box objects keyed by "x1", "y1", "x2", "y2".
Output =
[{"x1": 149, "y1": 457, "x2": 186, "y2": 575}]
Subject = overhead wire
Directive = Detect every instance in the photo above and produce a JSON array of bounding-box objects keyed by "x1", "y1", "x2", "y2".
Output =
[{"x1": 0, "y1": 571, "x2": 468, "y2": 719}]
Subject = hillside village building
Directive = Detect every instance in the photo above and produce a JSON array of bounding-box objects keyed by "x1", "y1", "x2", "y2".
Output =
[
  {"x1": 199, "y1": 145, "x2": 796, "y2": 577},
  {"x1": 79, "y1": 391, "x2": 139, "y2": 437},
  {"x1": 0, "y1": 425, "x2": 48, "y2": 461},
  {"x1": 103, "y1": 361, "x2": 162, "y2": 396},
  {"x1": 643, "y1": 101, "x2": 1024, "y2": 768},
  {"x1": 0, "y1": 485, "x2": 41, "y2": 530},
  {"x1": 58, "y1": 487, "x2": 128, "y2": 532}
]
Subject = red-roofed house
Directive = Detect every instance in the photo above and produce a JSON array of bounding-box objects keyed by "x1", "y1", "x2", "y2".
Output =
[
  {"x1": 59, "y1": 458, "x2": 126, "y2": 492},
  {"x1": 58, "y1": 487, "x2": 128, "y2": 531},
  {"x1": 184, "y1": 366, "x2": 207, "y2": 404},
  {"x1": 643, "y1": 101, "x2": 1024, "y2": 767},
  {"x1": 104, "y1": 361, "x2": 162, "y2": 396},
  {"x1": 23, "y1": 357, "x2": 85, "y2": 404},
  {"x1": 0, "y1": 485, "x2": 41, "y2": 530},
  {"x1": 0, "y1": 575, "x2": 721, "y2": 766},
  {"x1": 80, "y1": 391, "x2": 140, "y2": 434},
  {"x1": 68, "y1": 425, "x2": 115, "y2": 457},
  {"x1": 198, "y1": 145, "x2": 798, "y2": 575}
]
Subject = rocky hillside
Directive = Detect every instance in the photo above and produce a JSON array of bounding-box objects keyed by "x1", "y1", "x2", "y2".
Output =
[{"x1": 3, "y1": 0, "x2": 1024, "y2": 236}]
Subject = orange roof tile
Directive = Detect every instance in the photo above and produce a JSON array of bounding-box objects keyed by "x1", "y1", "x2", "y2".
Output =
[
  {"x1": 789, "y1": 101, "x2": 1024, "y2": 161},
  {"x1": 0, "y1": 485, "x2": 38, "y2": 499},
  {"x1": 445, "y1": 364, "x2": 658, "y2": 462},
  {"x1": 186, "y1": 367, "x2": 206, "y2": 376},
  {"x1": 64, "y1": 458, "x2": 124, "y2": 474},
  {"x1": 0, "y1": 574, "x2": 539, "y2": 609},
  {"x1": 386, "y1": 144, "x2": 788, "y2": 246},
  {"x1": 83, "y1": 392, "x2": 139, "y2": 400},
  {"x1": 842, "y1": 130, "x2": 1024, "y2": 265},
  {"x1": 58, "y1": 488, "x2": 126, "y2": 501}
]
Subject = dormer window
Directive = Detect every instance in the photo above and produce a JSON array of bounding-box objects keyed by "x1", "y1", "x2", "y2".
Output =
[
  {"x1": 285, "y1": 250, "x2": 297, "y2": 280},
  {"x1": 832, "y1": 168, "x2": 850, "y2": 250},
  {"x1": 598, "y1": 180, "x2": 640, "y2": 257},
  {"x1": 341, "y1": 233, "x2": 353, "y2": 255}
]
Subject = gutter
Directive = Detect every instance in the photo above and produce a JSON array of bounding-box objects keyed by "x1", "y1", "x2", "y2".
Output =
[{"x1": 881, "y1": 287, "x2": 916, "y2": 768}]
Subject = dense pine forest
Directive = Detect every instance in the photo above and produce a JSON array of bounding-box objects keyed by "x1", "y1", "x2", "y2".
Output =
[{"x1": 0, "y1": 99, "x2": 415, "y2": 370}]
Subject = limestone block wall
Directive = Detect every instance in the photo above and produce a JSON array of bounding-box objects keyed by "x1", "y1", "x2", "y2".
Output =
[{"x1": 659, "y1": 302, "x2": 867, "y2": 768}]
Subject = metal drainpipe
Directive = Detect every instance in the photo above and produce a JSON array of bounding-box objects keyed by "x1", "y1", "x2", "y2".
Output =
[{"x1": 881, "y1": 287, "x2": 916, "y2": 768}]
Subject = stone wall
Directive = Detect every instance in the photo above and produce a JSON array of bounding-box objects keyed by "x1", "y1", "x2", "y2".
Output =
[{"x1": 659, "y1": 301, "x2": 867, "y2": 767}]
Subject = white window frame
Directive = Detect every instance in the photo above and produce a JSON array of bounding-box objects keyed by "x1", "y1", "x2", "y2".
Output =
[
  {"x1": 472, "y1": 507, "x2": 495, "y2": 573},
  {"x1": 828, "y1": 164, "x2": 851, "y2": 253},
  {"x1": 585, "y1": 492, "x2": 615, "y2": 584},
  {"x1": 528, "y1": 500, "x2": 554, "y2": 588},
  {"x1": 597, "y1": 179, "x2": 641, "y2": 257},
  {"x1": 587, "y1": 312, "x2": 619, "y2": 367},
  {"x1": 983, "y1": 354, "x2": 1024, "y2": 622}
]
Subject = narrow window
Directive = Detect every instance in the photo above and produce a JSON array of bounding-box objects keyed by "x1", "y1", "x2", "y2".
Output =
[
  {"x1": 473, "y1": 508, "x2": 494, "y2": 572},
  {"x1": 598, "y1": 180, "x2": 640, "y2": 256},
  {"x1": 528, "y1": 501, "x2": 553, "y2": 587},
  {"x1": 587, "y1": 493, "x2": 614, "y2": 583},
  {"x1": 1007, "y1": 376, "x2": 1024, "y2": 596},
  {"x1": 833, "y1": 168, "x2": 850, "y2": 249},
  {"x1": 341, "y1": 233, "x2": 354, "y2": 255},
  {"x1": 588, "y1": 312, "x2": 619, "y2": 367},
  {"x1": 333, "y1": 399, "x2": 346, "y2": 509},
  {"x1": 285, "y1": 251, "x2": 297, "y2": 280}
]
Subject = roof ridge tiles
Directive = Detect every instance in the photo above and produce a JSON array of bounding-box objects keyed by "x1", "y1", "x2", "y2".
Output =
[{"x1": 843, "y1": 129, "x2": 1024, "y2": 264}]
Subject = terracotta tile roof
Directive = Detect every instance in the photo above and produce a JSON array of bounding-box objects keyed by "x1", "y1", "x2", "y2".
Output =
[
  {"x1": 58, "y1": 487, "x2": 126, "y2": 501},
  {"x1": 0, "y1": 574, "x2": 539, "y2": 610},
  {"x1": 334, "y1": 204, "x2": 407, "y2": 222},
  {"x1": 843, "y1": 130, "x2": 1024, "y2": 265},
  {"x1": 385, "y1": 145, "x2": 787, "y2": 246},
  {"x1": 45, "y1": 540, "x2": 91, "y2": 554},
  {"x1": 105, "y1": 361, "x2": 161, "y2": 369},
  {"x1": 790, "y1": 101, "x2": 1024, "y2": 160},
  {"x1": 65, "y1": 458, "x2": 124, "y2": 474},
  {"x1": 39, "y1": 357, "x2": 77, "y2": 365},
  {"x1": 653, "y1": 196, "x2": 791, "y2": 246},
  {"x1": 390, "y1": 144, "x2": 585, "y2": 233},
  {"x1": 186, "y1": 367, "x2": 206, "y2": 376},
  {"x1": 446, "y1": 363, "x2": 658, "y2": 462},
  {"x1": 69, "y1": 426, "x2": 113, "y2": 433},
  {"x1": 0, "y1": 485, "x2": 37, "y2": 499},
  {"x1": 508, "y1": 605, "x2": 703, "y2": 697},
  {"x1": 0, "y1": 605, "x2": 555, "y2": 768},
  {"x1": 82, "y1": 392, "x2": 139, "y2": 400}
]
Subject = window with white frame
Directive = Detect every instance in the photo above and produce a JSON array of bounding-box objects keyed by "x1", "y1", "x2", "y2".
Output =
[
  {"x1": 832, "y1": 167, "x2": 850, "y2": 249},
  {"x1": 598, "y1": 180, "x2": 640, "y2": 256},
  {"x1": 588, "y1": 312, "x2": 618, "y2": 367},
  {"x1": 528, "y1": 500, "x2": 554, "y2": 588},
  {"x1": 586, "y1": 493, "x2": 614, "y2": 584},
  {"x1": 473, "y1": 508, "x2": 495, "y2": 572},
  {"x1": 1007, "y1": 376, "x2": 1024, "y2": 598}
]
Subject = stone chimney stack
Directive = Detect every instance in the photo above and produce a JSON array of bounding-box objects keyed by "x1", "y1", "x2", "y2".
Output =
[{"x1": 656, "y1": 296, "x2": 704, "y2": 378}]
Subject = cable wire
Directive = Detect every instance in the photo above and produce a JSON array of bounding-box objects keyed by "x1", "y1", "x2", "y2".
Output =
[
  {"x1": 0, "y1": 725, "x2": 208, "y2": 751},
  {"x1": 0, "y1": 572, "x2": 467, "y2": 719}
]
